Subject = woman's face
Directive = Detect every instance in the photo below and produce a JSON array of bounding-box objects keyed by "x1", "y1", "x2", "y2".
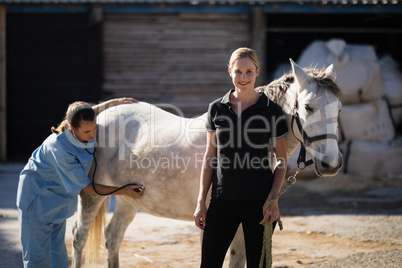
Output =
[
  {"x1": 229, "y1": 57, "x2": 259, "y2": 92},
  {"x1": 72, "y1": 119, "x2": 97, "y2": 143}
]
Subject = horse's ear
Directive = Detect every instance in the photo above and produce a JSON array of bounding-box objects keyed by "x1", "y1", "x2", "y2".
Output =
[
  {"x1": 290, "y1": 58, "x2": 311, "y2": 92},
  {"x1": 324, "y1": 63, "x2": 336, "y2": 80}
]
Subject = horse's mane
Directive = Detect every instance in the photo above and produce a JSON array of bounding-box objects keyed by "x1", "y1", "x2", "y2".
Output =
[{"x1": 256, "y1": 67, "x2": 343, "y2": 103}]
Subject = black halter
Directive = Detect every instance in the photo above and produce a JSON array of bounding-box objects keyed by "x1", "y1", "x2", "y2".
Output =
[{"x1": 291, "y1": 99, "x2": 338, "y2": 169}]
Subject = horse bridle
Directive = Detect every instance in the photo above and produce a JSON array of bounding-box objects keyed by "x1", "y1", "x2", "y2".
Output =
[{"x1": 291, "y1": 98, "x2": 338, "y2": 169}]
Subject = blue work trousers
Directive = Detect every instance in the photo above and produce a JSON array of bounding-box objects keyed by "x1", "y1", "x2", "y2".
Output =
[{"x1": 18, "y1": 209, "x2": 69, "y2": 268}]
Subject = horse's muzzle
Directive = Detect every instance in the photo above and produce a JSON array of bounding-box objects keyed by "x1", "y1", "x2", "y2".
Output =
[{"x1": 314, "y1": 152, "x2": 343, "y2": 177}]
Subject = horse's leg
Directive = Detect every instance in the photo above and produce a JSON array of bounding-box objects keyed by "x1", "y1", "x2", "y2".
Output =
[
  {"x1": 72, "y1": 191, "x2": 107, "y2": 268},
  {"x1": 105, "y1": 195, "x2": 138, "y2": 268},
  {"x1": 229, "y1": 224, "x2": 246, "y2": 268}
]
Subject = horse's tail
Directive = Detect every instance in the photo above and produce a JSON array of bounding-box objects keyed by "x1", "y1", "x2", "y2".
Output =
[{"x1": 84, "y1": 199, "x2": 107, "y2": 267}]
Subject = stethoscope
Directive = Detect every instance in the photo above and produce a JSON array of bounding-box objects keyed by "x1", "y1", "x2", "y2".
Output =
[{"x1": 72, "y1": 130, "x2": 144, "y2": 196}]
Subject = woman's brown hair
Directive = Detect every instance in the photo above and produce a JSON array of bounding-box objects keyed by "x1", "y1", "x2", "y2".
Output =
[{"x1": 51, "y1": 101, "x2": 95, "y2": 134}]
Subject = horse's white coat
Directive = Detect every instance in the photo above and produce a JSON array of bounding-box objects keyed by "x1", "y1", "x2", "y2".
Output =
[{"x1": 72, "y1": 60, "x2": 342, "y2": 268}]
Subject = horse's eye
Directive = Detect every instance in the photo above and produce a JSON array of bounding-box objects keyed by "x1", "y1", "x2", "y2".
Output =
[{"x1": 305, "y1": 105, "x2": 313, "y2": 112}]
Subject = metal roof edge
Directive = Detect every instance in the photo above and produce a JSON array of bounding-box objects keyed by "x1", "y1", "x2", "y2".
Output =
[
  {"x1": 1, "y1": 0, "x2": 401, "y2": 4},
  {"x1": 2, "y1": 0, "x2": 402, "y2": 14}
]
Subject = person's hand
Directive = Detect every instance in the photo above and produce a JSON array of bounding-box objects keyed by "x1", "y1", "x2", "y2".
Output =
[
  {"x1": 93, "y1": 97, "x2": 138, "y2": 115},
  {"x1": 108, "y1": 97, "x2": 138, "y2": 107},
  {"x1": 194, "y1": 202, "x2": 207, "y2": 230},
  {"x1": 260, "y1": 199, "x2": 280, "y2": 224},
  {"x1": 123, "y1": 184, "x2": 145, "y2": 199}
]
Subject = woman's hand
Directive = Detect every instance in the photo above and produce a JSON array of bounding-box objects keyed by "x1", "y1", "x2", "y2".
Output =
[
  {"x1": 260, "y1": 199, "x2": 280, "y2": 224},
  {"x1": 194, "y1": 202, "x2": 207, "y2": 230},
  {"x1": 83, "y1": 183, "x2": 145, "y2": 199},
  {"x1": 260, "y1": 135, "x2": 286, "y2": 225},
  {"x1": 123, "y1": 185, "x2": 145, "y2": 199},
  {"x1": 92, "y1": 97, "x2": 138, "y2": 115},
  {"x1": 107, "y1": 97, "x2": 138, "y2": 107},
  {"x1": 193, "y1": 131, "x2": 216, "y2": 231}
]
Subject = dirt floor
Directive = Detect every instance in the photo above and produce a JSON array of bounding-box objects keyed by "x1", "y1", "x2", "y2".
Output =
[{"x1": 1, "y1": 163, "x2": 402, "y2": 268}]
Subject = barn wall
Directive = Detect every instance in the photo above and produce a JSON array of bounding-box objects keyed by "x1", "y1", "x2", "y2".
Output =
[{"x1": 102, "y1": 13, "x2": 250, "y2": 117}]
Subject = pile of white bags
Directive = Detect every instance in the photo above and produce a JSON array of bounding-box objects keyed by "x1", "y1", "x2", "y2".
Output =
[
  {"x1": 298, "y1": 39, "x2": 385, "y2": 103},
  {"x1": 285, "y1": 39, "x2": 402, "y2": 178}
]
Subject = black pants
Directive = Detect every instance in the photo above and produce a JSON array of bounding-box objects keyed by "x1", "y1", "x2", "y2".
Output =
[{"x1": 200, "y1": 199, "x2": 275, "y2": 268}]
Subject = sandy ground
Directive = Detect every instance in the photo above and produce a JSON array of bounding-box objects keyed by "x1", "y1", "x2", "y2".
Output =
[{"x1": 1, "y1": 162, "x2": 402, "y2": 268}]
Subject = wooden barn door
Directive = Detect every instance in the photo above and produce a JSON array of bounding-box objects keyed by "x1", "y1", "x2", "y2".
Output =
[
  {"x1": 102, "y1": 13, "x2": 250, "y2": 117},
  {"x1": 6, "y1": 12, "x2": 101, "y2": 160}
]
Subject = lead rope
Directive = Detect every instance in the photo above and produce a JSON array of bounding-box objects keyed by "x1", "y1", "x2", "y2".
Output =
[{"x1": 259, "y1": 168, "x2": 300, "y2": 268}]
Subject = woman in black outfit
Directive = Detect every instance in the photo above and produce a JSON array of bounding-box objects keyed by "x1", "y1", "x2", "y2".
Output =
[{"x1": 194, "y1": 48, "x2": 288, "y2": 267}]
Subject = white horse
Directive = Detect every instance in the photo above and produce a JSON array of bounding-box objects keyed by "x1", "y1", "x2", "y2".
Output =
[{"x1": 72, "y1": 59, "x2": 343, "y2": 268}]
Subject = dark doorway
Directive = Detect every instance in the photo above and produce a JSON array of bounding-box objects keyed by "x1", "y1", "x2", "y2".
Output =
[
  {"x1": 265, "y1": 13, "x2": 402, "y2": 80},
  {"x1": 6, "y1": 12, "x2": 101, "y2": 161}
]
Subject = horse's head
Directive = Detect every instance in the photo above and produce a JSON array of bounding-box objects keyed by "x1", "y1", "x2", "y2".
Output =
[{"x1": 290, "y1": 59, "x2": 343, "y2": 177}]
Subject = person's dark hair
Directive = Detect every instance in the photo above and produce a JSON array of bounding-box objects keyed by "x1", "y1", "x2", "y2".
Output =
[{"x1": 51, "y1": 101, "x2": 95, "y2": 134}]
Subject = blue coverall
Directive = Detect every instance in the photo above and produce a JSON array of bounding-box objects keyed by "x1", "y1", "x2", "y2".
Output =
[{"x1": 16, "y1": 129, "x2": 94, "y2": 268}]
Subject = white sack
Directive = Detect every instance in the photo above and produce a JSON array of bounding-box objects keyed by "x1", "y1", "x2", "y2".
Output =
[
  {"x1": 297, "y1": 39, "x2": 384, "y2": 104},
  {"x1": 339, "y1": 99, "x2": 395, "y2": 143},
  {"x1": 379, "y1": 54, "x2": 402, "y2": 107},
  {"x1": 340, "y1": 137, "x2": 402, "y2": 178}
]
